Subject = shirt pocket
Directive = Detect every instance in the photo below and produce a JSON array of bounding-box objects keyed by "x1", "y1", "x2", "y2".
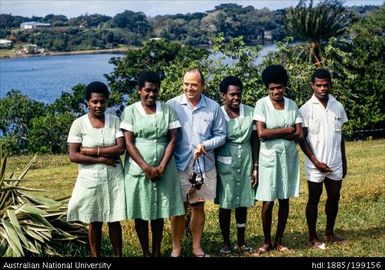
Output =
[
  {"x1": 196, "y1": 115, "x2": 213, "y2": 136},
  {"x1": 127, "y1": 158, "x2": 145, "y2": 177},
  {"x1": 217, "y1": 156, "x2": 232, "y2": 175},
  {"x1": 334, "y1": 117, "x2": 342, "y2": 132},
  {"x1": 259, "y1": 148, "x2": 276, "y2": 168}
]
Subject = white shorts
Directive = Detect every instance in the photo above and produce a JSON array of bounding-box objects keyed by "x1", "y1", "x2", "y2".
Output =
[
  {"x1": 178, "y1": 158, "x2": 217, "y2": 202},
  {"x1": 305, "y1": 165, "x2": 343, "y2": 183}
]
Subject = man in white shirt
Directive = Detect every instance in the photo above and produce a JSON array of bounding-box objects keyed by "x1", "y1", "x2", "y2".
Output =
[{"x1": 299, "y1": 69, "x2": 348, "y2": 250}]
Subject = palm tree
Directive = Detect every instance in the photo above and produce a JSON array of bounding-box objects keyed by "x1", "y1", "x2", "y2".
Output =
[{"x1": 284, "y1": 0, "x2": 355, "y2": 67}]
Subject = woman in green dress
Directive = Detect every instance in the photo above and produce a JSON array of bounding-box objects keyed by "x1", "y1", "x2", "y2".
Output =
[
  {"x1": 253, "y1": 65, "x2": 303, "y2": 254},
  {"x1": 215, "y1": 76, "x2": 259, "y2": 254},
  {"x1": 67, "y1": 81, "x2": 126, "y2": 257},
  {"x1": 120, "y1": 71, "x2": 185, "y2": 257}
]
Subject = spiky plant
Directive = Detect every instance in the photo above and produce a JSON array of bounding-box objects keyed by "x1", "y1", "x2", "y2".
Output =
[
  {"x1": 284, "y1": 0, "x2": 355, "y2": 67},
  {"x1": 0, "y1": 144, "x2": 87, "y2": 256}
]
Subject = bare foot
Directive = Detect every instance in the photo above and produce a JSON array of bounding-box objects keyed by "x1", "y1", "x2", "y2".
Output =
[
  {"x1": 324, "y1": 234, "x2": 345, "y2": 244},
  {"x1": 274, "y1": 244, "x2": 294, "y2": 253},
  {"x1": 309, "y1": 240, "x2": 327, "y2": 250},
  {"x1": 252, "y1": 243, "x2": 271, "y2": 256}
]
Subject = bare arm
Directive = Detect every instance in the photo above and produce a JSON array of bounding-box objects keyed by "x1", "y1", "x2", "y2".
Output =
[
  {"x1": 250, "y1": 126, "x2": 260, "y2": 188},
  {"x1": 256, "y1": 121, "x2": 295, "y2": 141},
  {"x1": 281, "y1": 123, "x2": 304, "y2": 142},
  {"x1": 155, "y1": 128, "x2": 178, "y2": 176},
  {"x1": 123, "y1": 130, "x2": 159, "y2": 181},
  {"x1": 341, "y1": 135, "x2": 347, "y2": 178},
  {"x1": 80, "y1": 137, "x2": 125, "y2": 157},
  {"x1": 68, "y1": 143, "x2": 118, "y2": 166},
  {"x1": 299, "y1": 127, "x2": 332, "y2": 173}
]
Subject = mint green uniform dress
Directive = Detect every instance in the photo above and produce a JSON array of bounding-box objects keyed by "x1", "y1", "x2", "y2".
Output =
[
  {"x1": 67, "y1": 113, "x2": 126, "y2": 223},
  {"x1": 120, "y1": 101, "x2": 185, "y2": 220},
  {"x1": 215, "y1": 104, "x2": 256, "y2": 209},
  {"x1": 253, "y1": 96, "x2": 302, "y2": 202}
]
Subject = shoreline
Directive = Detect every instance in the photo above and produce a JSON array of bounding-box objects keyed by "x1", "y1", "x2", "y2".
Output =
[{"x1": 0, "y1": 48, "x2": 129, "y2": 59}]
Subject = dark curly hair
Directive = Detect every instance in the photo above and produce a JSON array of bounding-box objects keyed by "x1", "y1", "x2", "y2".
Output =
[
  {"x1": 261, "y1": 65, "x2": 288, "y2": 88},
  {"x1": 311, "y1": 68, "x2": 332, "y2": 86},
  {"x1": 85, "y1": 81, "x2": 109, "y2": 101},
  {"x1": 138, "y1": 71, "x2": 161, "y2": 89},
  {"x1": 219, "y1": 76, "x2": 243, "y2": 94}
]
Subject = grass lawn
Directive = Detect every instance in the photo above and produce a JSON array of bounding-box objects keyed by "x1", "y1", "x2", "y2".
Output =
[{"x1": 5, "y1": 139, "x2": 385, "y2": 257}]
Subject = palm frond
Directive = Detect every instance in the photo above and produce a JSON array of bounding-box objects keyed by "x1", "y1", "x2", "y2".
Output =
[{"x1": 0, "y1": 144, "x2": 87, "y2": 257}]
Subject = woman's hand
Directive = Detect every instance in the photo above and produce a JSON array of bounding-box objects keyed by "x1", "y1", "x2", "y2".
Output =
[
  {"x1": 155, "y1": 165, "x2": 165, "y2": 178},
  {"x1": 252, "y1": 167, "x2": 258, "y2": 188},
  {"x1": 143, "y1": 165, "x2": 160, "y2": 181}
]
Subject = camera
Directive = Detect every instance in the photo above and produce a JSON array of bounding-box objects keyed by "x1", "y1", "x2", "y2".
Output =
[{"x1": 189, "y1": 171, "x2": 204, "y2": 190}]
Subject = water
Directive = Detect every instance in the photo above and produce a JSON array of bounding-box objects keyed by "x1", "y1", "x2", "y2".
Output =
[
  {"x1": 0, "y1": 53, "x2": 124, "y2": 104},
  {"x1": 210, "y1": 43, "x2": 277, "y2": 66},
  {"x1": 0, "y1": 45, "x2": 277, "y2": 104}
]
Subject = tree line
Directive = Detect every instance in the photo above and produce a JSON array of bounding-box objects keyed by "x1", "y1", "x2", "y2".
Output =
[
  {"x1": 0, "y1": 3, "x2": 379, "y2": 50},
  {"x1": 0, "y1": 1, "x2": 384, "y2": 155}
]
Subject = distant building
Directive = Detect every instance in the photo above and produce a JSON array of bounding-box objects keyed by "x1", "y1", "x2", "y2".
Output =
[
  {"x1": 264, "y1": 31, "x2": 273, "y2": 41},
  {"x1": 21, "y1": 44, "x2": 44, "y2": 54},
  {"x1": 20, "y1": 21, "x2": 51, "y2": 29},
  {"x1": 0, "y1": 39, "x2": 13, "y2": 49},
  {"x1": 149, "y1": 37, "x2": 162, "y2": 41}
]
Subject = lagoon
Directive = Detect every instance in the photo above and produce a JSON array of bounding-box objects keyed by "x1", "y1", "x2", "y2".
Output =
[
  {"x1": 0, "y1": 44, "x2": 276, "y2": 104},
  {"x1": 0, "y1": 53, "x2": 123, "y2": 104}
]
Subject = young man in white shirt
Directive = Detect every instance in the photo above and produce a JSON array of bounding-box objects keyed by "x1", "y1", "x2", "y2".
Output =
[{"x1": 299, "y1": 69, "x2": 348, "y2": 249}]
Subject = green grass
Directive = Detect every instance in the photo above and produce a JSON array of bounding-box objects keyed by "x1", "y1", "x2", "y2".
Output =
[{"x1": 5, "y1": 139, "x2": 385, "y2": 257}]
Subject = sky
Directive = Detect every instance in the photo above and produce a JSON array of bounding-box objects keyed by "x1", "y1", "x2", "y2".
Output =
[{"x1": 1, "y1": 0, "x2": 384, "y2": 18}]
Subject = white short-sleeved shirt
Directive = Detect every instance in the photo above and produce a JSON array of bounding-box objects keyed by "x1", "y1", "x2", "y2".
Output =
[{"x1": 299, "y1": 94, "x2": 348, "y2": 181}]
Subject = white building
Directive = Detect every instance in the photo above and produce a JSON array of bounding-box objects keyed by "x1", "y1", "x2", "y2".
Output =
[
  {"x1": 20, "y1": 22, "x2": 51, "y2": 29},
  {"x1": 0, "y1": 39, "x2": 13, "y2": 48}
]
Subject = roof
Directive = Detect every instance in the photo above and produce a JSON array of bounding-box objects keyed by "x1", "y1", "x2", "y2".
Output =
[
  {"x1": 0, "y1": 39, "x2": 12, "y2": 44},
  {"x1": 20, "y1": 21, "x2": 51, "y2": 26}
]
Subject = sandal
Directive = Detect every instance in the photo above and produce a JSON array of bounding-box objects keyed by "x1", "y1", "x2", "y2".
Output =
[
  {"x1": 233, "y1": 244, "x2": 253, "y2": 253},
  {"x1": 193, "y1": 252, "x2": 210, "y2": 257},
  {"x1": 219, "y1": 245, "x2": 232, "y2": 254},
  {"x1": 170, "y1": 254, "x2": 182, "y2": 257}
]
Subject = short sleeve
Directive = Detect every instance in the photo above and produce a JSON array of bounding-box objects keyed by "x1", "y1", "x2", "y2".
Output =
[
  {"x1": 293, "y1": 102, "x2": 303, "y2": 124},
  {"x1": 253, "y1": 99, "x2": 266, "y2": 123},
  {"x1": 67, "y1": 118, "x2": 82, "y2": 143},
  {"x1": 299, "y1": 105, "x2": 309, "y2": 128},
  {"x1": 167, "y1": 104, "x2": 181, "y2": 130},
  {"x1": 113, "y1": 116, "x2": 123, "y2": 138},
  {"x1": 340, "y1": 104, "x2": 348, "y2": 125},
  {"x1": 120, "y1": 106, "x2": 134, "y2": 132}
]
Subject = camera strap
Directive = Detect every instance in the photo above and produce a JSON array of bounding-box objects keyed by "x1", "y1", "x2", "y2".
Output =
[{"x1": 193, "y1": 158, "x2": 203, "y2": 177}]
